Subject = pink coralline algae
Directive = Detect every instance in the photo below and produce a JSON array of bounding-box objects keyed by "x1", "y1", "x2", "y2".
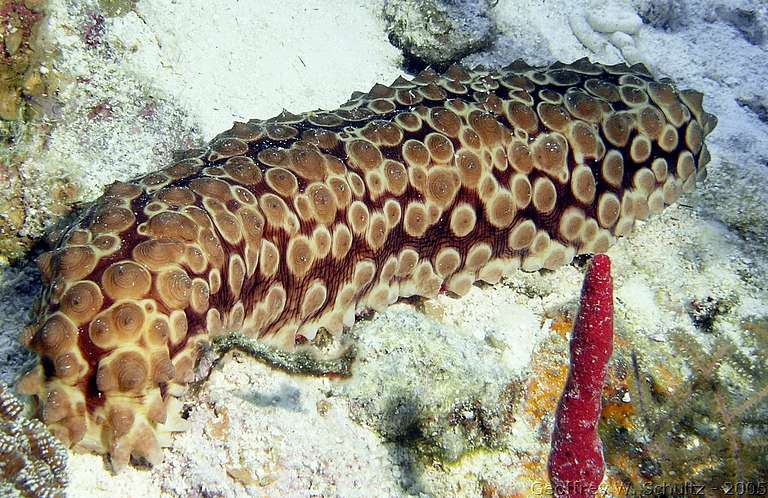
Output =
[{"x1": 548, "y1": 254, "x2": 614, "y2": 498}]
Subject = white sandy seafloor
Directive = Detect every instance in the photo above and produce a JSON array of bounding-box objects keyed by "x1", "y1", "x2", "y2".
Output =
[{"x1": 0, "y1": 0, "x2": 767, "y2": 496}]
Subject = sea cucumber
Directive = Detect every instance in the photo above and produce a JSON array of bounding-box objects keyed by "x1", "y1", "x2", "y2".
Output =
[{"x1": 16, "y1": 58, "x2": 717, "y2": 470}]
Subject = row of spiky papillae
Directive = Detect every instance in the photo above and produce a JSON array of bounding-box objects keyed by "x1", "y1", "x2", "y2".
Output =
[{"x1": 17, "y1": 58, "x2": 717, "y2": 470}]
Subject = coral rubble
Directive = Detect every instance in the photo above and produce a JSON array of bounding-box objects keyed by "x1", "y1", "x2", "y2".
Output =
[{"x1": 383, "y1": 0, "x2": 495, "y2": 69}]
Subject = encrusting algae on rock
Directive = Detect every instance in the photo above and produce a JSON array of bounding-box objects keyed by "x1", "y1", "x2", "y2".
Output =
[
  {"x1": 0, "y1": 0, "x2": 57, "y2": 264},
  {"x1": 16, "y1": 58, "x2": 716, "y2": 470}
]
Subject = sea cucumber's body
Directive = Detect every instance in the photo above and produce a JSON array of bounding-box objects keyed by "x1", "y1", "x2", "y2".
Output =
[{"x1": 17, "y1": 59, "x2": 716, "y2": 469}]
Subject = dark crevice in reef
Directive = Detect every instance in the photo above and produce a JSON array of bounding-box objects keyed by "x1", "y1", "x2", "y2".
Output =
[
  {"x1": 737, "y1": 94, "x2": 768, "y2": 125},
  {"x1": 381, "y1": 394, "x2": 430, "y2": 495}
]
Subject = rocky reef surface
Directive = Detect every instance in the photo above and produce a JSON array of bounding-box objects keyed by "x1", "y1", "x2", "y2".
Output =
[{"x1": 0, "y1": 0, "x2": 766, "y2": 496}]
